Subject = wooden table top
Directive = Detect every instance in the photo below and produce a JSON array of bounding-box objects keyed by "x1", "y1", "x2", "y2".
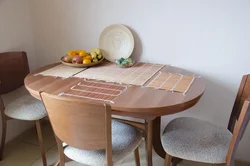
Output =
[{"x1": 24, "y1": 63, "x2": 205, "y2": 119}]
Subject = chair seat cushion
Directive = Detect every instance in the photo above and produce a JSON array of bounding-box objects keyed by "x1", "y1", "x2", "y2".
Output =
[
  {"x1": 64, "y1": 120, "x2": 143, "y2": 166},
  {"x1": 161, "y1": 117, "x2": 232, "y2": 164},
  {"x1": 2, "y1": 87, "x2": 47, "y2": 121},
  {"x1": 112, "y1": 115, "x2": 145, "y2": 123}
]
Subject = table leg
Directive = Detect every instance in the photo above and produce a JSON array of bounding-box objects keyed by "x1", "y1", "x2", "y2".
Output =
[
  {"x1": 146, "y1": 120, "x2": 153, "y2": 166},
  {"x1": 152, "y1": 117, "x2": 165, "y2": 158}
]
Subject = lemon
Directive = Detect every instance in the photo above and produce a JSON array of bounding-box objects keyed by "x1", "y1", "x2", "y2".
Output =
[{"x1": 83, "y1": 59, "x2": 91, "y2": 64}]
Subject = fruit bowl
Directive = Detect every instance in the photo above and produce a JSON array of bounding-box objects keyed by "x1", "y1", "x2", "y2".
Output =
[
  {"x1": 61, "y1": 49, "x2": 105, "y2": 68},
  {"x1": 61, "y1": 56, "x2": 104, "y2": 68}
]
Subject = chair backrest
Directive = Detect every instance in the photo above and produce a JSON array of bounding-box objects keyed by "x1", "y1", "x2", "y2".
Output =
[
  {"x1": 40, "y1": 92, "x2": 113, "y2": 164},
  {"x1": 228, "y1": 74, "x2": 250, "y2": 132},
  {"x1": 0, "y1": 52, "x2": 29, "y2": 94},
  {"x1": 226, "y1": 74, "x2": 250, "y2": 166}
]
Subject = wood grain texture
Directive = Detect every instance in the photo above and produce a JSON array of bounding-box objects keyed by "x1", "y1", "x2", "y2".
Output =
[
  {"x1": 0, "y1": 52, "x2": 29, "y2": 94},
  {"x1": 146, "y1": 120, "x2": 153, "y2": 166},
  {"x1": 35, "y1": 120, "x2": 47, "y2": 166},
  {"x1": 40, "y1": 92, "x2": 110, "y2": 150},
  {"x1": 161, "y1": 74, "x2": 250, "y2": 166},
  {"x1": 226, "y1": 97, "x2": 250, "y2": 166},
  {"x1": 164, "y1": 153, "x2": 173, "y2": 166},
  {"x1": 0, "y1": 96, "x2": 6, "y2": 161},
  {"x1": 41, "y1": 92, "x2": 140, "y2": 166},
  {"x1": 25, "y1": 63, "x2": 205, "y2": 119},
  {"x1": 228, "y1": 75, "x2": 249, "y2": 132},
  {"x1": 26, "y1": 63, "x2": 205, "y2": 165},
  {"x1": 0, "y1": 52, "x2": 47, "y2": 165},
  {"x1": 134, "y1": 147, "x2": 140, "y2": 166}
]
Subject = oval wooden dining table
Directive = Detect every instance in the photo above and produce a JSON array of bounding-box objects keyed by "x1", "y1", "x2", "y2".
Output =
[{"x1": 24, "y1": 62, "x2": 205, "y2": 166}]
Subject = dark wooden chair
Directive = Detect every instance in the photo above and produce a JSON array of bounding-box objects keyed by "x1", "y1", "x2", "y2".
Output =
[
  {"x1": 40, "y1": 92, "x2": 143, "y2": 166},
  {"x1": 0, "y1": 52, "x2": 47, "y2": 166},
  {"x1": 161, "y1": 74, "x2": 250, "y2": 166}
]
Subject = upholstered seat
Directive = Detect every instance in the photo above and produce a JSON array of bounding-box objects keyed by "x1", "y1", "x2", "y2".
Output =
[
  {"x1": 161, "y1": 117, "x2": 232, "y2": 164},
  {"x1": 64, "y1": 120, "x2": 143, "y2": 166},
  {"x1": 2, "y1": 86, "x2": 47, "y2": 121},
  {"x1": 112, "y1": 115, "x2": 145, "y2": 123}
]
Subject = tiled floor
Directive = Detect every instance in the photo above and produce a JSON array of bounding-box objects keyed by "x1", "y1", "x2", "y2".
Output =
[{"x1": 0, "y1": 122, "x2": 249, "y2": 166}]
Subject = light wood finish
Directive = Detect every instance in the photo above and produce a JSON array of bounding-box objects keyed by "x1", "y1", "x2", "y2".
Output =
[
  {"x1": 134, "y1": 147, "x2": 140, "y2": 166},
  {"x1": 164, "y1": 153, "x2": 173, "y2": 166},
  {"x1": 172, "y1": 158, "x2": 183, "y2": 166},
  {"x1": 25, "y1": 63, "x2": 205, "y2": 118},
  {"x1": 226, "y1": 75, "x2": 250, "y2": 166},
  {"x1": 226, "y1": 98, "x2": 250, "y2": 166},
  {"x1": 0, "y1": 52, "x2": 29, "y2": 94},
  {"x1": 0, "y1": 97, "x2": 6, "y2": 160},
  {"x1": 40, "y1": 92, "x2": 141, "y2": 166},
  {"x1": 0, "y1": 52, "x2": 47, "y2": 166},
  {"x1": 163, "y1": 74, "x2": 250, "y2": 166},
  {"x1": 36, "y1": 120, "x2": 47, "y2": 166},
  {"x1": 25, "y1": 63, "x2": 205, "y2": 166},
  {"x1": 228, "y1": 75, "x2": 250, "y2": 132},
  {"x1": 146, "y1": 120, "x2": 153, "y2": 166}
]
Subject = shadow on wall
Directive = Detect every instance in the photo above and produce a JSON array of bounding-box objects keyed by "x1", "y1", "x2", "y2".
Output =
[
  {"x1": 126, "y1": 26, "x2": 143, "y2": 62},
  {"x1": 161, "y1": 70, "x2": 237, "y2": 131}
]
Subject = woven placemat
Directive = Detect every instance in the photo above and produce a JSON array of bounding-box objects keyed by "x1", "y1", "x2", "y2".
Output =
[
  {"x1": 74, "y1": 62, "x2": 164, "y2": 86},
  {"x1": 35, "y1": 64, "x2": 86, "y2": 78},
  {"x1": 146, "y1": 72, "x2": 195, "y2": 93},
  {"x1": 59, "y1": 79, "x2": 128, "y2": 103}
]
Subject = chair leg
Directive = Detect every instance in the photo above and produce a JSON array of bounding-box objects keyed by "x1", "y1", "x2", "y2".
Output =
[
  {"x1": 35, "y1": 120, "x2": 47, "y2": 166},
  {"x1": 146, "y1": 120, "x2": 153, "y2": 166},
  {"x1": 134, "y1": 147, "x2": 140, "y2": 166},
  {"x1": 172, "y1": 157, "x2": 182, "y2": 166},
  {"x1": 0, "y1": 114, "x2": 7, "y2": 161},
  {"x1": 53, "y1": 160, "x2": 60, "y2": 166},
  {"x1": 164, "y1": 153, "x2": 173, "y2": 166}
]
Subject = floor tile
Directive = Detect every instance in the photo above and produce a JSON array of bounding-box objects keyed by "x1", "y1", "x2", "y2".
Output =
[
  {"x1": 31, "y1": 145, "x2": 82, "y2": 166},
  {"x1": 19, "y1": 121, "x2": 56, "y2": 150},
  {"x1": 1, "y1": 121, "x2": 250, "y2": 166},
  {"x1": 30, "y1": 145, "x2": 58, "y2": 166},
  {"x1": 0, "y1": 140, "x2": 42, "y2": 166},
  {"x1": 121, "y1": 141, "x2": 164, "y2": 166}
]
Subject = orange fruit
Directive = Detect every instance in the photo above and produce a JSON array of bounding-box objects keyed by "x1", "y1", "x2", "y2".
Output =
[
  {"x1": 67, "y1": 51, "x2": 76, "y2": 56},
  {"x1": 79, "y1": 50, "x2": 86, "y2": 57},
  {"x1": 85, "y1": 55, "x2": 92, "y2": 60},
  {"x1": 83, "y1": 59, "x2": 91, "y2": 64}
]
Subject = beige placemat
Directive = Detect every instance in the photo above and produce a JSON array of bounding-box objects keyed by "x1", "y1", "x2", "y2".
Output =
[
  {"x1": 59, "y1": 79, "x2": 128, "y2": 103},
  {"x1": 147, "y1": 72, "x2": 195, "y2": 93},
  {"x1": 74, "y1": 62, "x2": 164, "y2": 86},
  {"x1": 35, "y1": 64, "x2": 86, "y2": 78}
]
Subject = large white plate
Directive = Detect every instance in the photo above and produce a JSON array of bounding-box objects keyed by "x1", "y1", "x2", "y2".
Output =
[{"x1": 99, "y1": 24, "x2": 134, "y2": 62}]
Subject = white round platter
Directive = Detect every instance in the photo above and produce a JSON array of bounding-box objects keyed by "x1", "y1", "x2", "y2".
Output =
[{"x1": 99, "y1": 24, "x2": 134, "y2": 62}]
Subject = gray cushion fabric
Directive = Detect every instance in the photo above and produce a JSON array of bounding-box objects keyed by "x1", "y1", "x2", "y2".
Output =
[
  {"x1": 64, "y1": 120, "x2": 143, "y2": 166},
  {"x1": 161, "y1": 117, "x2": 232, "y2": 164},
  {"x1": 2, "y1": 86, "x2": 47, "y2": 121},
  {"x1": 112, "y1": 115, "x2": 145, "y2": 123}
]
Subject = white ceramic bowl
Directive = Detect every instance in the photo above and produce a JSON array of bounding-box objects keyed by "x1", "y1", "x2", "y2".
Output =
[{"x1": 99, "y1": 24, "x2": 134, "y2": 62}]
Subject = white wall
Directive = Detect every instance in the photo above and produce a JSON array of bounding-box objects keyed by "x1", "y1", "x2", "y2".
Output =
[
  {"x1": 29, "y1": 0, "x2": 250, "y2": 162},
  {"x1": 0, "y1": 0, "x2": 36, "y2": 142}
]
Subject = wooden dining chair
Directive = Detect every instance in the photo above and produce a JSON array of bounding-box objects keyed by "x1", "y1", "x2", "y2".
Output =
[
  {"x1": 40, "y1": 92, "x2": 143, "y2": 166},
  {"x1": 161, "y1": 74, "x2": 250, "y2": 166},
  {"x1": 0, "y1": 52, "x2": 47, "y2": 166}
]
